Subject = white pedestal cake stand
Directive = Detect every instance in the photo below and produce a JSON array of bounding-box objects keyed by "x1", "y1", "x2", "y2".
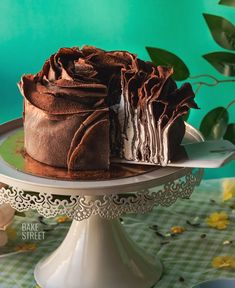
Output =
[{"x1": 0, "y1": 119, "x2": 204, "y2": 288}]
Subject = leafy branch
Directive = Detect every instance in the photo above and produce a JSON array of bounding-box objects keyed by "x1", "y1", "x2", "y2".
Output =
[
  {"x1": 145, "y1": 6, "x2": 235, "y2": 144},
  {"x1": 189, "y1": 74, "x2": 235, "y2": 87}
]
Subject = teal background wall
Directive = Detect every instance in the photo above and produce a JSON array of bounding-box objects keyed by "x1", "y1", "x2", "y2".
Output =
[{"x1": 0, "y1": 0, "x2": 234, "y2": 179}]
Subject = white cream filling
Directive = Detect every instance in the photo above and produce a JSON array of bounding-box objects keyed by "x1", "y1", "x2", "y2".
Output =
[
  {"x1": 122, "y1": 89, "x2": 135, "y2": 160},
  {"x1": 116, "y1": 77, "x2": 170, "y2": 165}
]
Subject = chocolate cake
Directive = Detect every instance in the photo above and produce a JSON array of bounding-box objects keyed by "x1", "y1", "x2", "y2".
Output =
[{"x1": 18, "y1": 46, "x2": 198, "y2": 171}]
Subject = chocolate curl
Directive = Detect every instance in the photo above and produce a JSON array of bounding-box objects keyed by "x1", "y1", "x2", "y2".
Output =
[
  {"x1": 67, "y1": 109, "x2": 109, "y2": 169},
  {"x1": 67, "y1": 118, "x2": 110, "y2": 170}
]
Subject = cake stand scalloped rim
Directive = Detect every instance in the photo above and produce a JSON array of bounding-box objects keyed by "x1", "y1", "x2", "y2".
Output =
[{"x1": 0, "y1": 168, "x2": 203, "y2": 220}]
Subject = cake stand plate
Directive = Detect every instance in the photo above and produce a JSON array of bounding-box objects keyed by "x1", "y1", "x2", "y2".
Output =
[{"x1": 0, "y1": 119, "x2": 204, "y2": 288}]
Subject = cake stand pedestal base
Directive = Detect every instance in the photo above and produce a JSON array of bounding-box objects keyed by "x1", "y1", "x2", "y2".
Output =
[{"x1": 34, "y1": 215, "x2": 162, "y2": 288}]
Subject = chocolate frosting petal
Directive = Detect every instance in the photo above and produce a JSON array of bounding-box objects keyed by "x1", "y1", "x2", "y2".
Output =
[
  {"x1": 20, "y1": 46, "x2": 197, "y2": 120},
  {"x1": 67, "y1": 109, "x2": 108, "y2": 167},
  {"x1": 19, "y1": 75, "x2": 107, "y2": 115},
  {"x1": 68, "y1": 118, "x2": 110, "y2": 170}
]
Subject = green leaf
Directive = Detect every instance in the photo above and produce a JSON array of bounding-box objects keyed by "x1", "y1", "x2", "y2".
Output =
[
  {"x1": 219, "y1": 0, "x2": 235, "y2": 8},
  {"x1": 145, "y1": 47, "x2": 190, "y2": 81},
  {"x1": 224, "y1": 123, "x2": 235, "y2": 144},
  {"x1": 199, "y1": 107, "x2": 229, "y2": 140},
  {"x1": 203, "y1": 52, "x2": 235, "y2": 76},
  {"x1": 203, "y1": 14, "x2": 235, "y2": 50}
]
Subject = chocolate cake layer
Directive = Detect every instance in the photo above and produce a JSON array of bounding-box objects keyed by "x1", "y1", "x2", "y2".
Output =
[{"x1": 18, "y1": 46, "x2": 198, "y2": 171}]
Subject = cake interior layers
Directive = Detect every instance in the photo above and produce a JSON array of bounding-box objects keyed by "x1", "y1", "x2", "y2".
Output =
[
  {"x1": 114, "y1": 90, "x2": 185, "y2": 166},
  {"x1": 110, "y1": 66, "x2": 191, "y2": 166}
]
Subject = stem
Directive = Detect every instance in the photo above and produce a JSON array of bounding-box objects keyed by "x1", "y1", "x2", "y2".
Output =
[
  {"x1": 226, "y1": 99, "x2": 235, "y2": 110},
  {"x1": 189, "y1": 74, "x2": 219, "y2": 81},
  {"x1": 194, "y1": 83, "x2": 203, "y2": 94},
  {"x1": 189, "y1": 74, "x2": 235, "y2": 87},
  {"x1": 0, "y1": 251, "x2": 23, "y2": 258}
]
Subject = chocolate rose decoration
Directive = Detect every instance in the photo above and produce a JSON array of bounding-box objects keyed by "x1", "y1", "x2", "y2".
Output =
[
  {"x1": 19, "y1": 47, "x2": 109, "y2": 115},
  {"x1": 18, "y1": 46, "x2": 198, "y2": 170}
]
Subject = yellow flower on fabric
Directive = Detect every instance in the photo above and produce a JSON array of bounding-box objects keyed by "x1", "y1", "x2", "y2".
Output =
[
  {"x1": 56, "y1": 216, "x2": 71, "y2": 223},
  {"x1": 6, "y1": 226, "x2": 17, "y2": 240},
  {"x1": 15, "y1": 243, "x2": 37, "y2": 252},
  {"x1": 212, "y1": 255, "x2": 235, "y2": 269},
  {"x1": 206, "y1": 212, "x2": 229, "y2": 230},
  {"x1": 170, "y1": 226, "x2": 186, "y2": 234},
  {"x1": 222, "y1": 179, "x2": 235, "y2": 201}
]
